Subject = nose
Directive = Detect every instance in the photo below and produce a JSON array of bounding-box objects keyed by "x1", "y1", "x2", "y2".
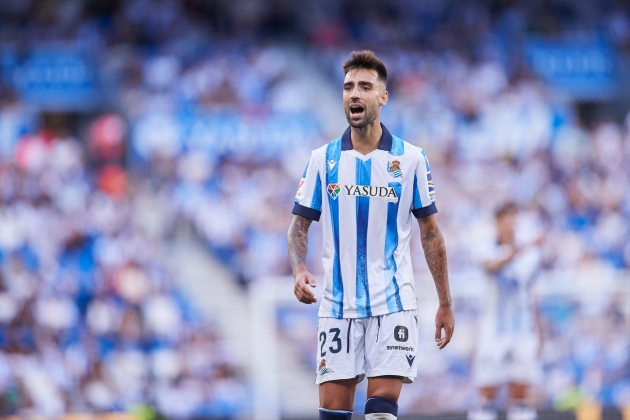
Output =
[
  {"x1": 352, "y1": 88, "x2": 361, "y2": 100},
  {"x1": 349, "y1": 85, "x2": 361, "y2": 100}
]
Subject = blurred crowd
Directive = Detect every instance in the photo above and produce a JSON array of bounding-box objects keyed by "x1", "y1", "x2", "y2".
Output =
[
  {"x1": 0, "y1": 0, "x2": 630, "y2": 417},
  {"x1": 0, "y1": 130, "x2": 248, "y2": 417},
  {"x1": 2, "y1": 0, "x2": 629, "y2": 280}
]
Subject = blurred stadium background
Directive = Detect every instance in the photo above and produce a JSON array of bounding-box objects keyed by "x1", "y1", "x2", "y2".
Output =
[{"x1": 0, "y1": 0, "x2": 629, "y2": 419}]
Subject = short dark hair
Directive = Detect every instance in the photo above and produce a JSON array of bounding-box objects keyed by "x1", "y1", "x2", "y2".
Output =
[
  {"x1": 495, "y1": 202, "x2": 518, "y2": 219},
  {"x1": 342, "y1": 50, "x2": 388, "y2": 86}
]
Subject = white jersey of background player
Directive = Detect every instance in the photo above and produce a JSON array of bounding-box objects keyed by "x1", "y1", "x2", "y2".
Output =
[{"x1": 469, "y1": 203, "x2": 543, "y2": 420}]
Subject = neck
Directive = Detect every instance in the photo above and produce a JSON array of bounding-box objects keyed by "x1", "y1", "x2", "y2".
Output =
[{"x1": 351, "y1": 120, "x2": 382, "y2": 155}]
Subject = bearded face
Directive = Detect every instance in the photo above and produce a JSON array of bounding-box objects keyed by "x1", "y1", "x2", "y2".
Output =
[{"x1": 343, "y1": 68, "x2": 388, "y2": 129}]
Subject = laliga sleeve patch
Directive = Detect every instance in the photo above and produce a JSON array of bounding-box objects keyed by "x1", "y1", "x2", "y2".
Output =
[{"x1": 295, "y1": 178, "x2": 306, "y2": 199}]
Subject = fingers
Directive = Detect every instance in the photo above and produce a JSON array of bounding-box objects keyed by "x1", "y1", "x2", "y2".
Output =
[
  {"x1": 435, "y1": 322, "x2": 454, "y2": 349},
  {"x1": 294, "y1": 274, "x2": 317, "y2": 304},
  {"x1": 435, "y1": 328, "x2": 447, "y2": 349},
  {"x1": 434, "y1": 325, "x2": 442, "y2": 343},
  {"x1": 294, "y1": 284, "x2": 316, "y2": 304},
  {"x1": 305, "y1": 274, "x2": 317, "y2": 288},
  {"x1": 438, "y1": 324, "x2": 454, "y2": 349}
]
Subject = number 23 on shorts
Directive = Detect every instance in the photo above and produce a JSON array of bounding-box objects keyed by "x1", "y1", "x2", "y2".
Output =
[{"x1": 319, "y1": 327, "x2": 342, "y2": 356}]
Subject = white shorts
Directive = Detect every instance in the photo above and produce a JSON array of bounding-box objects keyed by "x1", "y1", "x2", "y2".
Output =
[
  {"x1": 315, "y1": 310, "x2": 418, "y2": 385},
  {"x1": 471, "y1": 332, "x2": 540, "y2": 387}
]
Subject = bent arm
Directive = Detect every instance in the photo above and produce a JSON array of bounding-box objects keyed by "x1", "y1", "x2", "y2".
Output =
[
  {"x1": 287, "y1": 214, "x2": 313, "y2": 276},
  {"x1": 418, "y1": 214, "x2": 454, "y2": 349},
  {"x1": 483, "y1": 248, "x2": 518, "y2": 273},
  {"x1": 287, "y1": 214, "x2": 317, "y2": 304},
  {"x1": 417, "y1": 214, "x2": 451, "y2": 307}
]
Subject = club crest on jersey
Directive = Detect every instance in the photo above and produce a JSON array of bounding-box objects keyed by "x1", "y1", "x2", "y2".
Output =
[
  {"x1": 327, "y1": 183, "x2": 341, "y2": 199},
  {"x1": 387, "y1": 160, "x2": 403, "y2": 178}
]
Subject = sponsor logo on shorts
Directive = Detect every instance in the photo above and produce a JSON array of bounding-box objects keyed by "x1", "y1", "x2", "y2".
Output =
[
  {"x1": 406, "y1": 354, "x2": 415, "y2": 367},
  {"x1": 394, "y1": 326, "x2": 408, "y2": 342},
  {"x1": 318, "y1": 359, "x2": 328, "y2": 375},
  {"x1": 386, "y1": 345, "x2": 415, "y2": 352}
]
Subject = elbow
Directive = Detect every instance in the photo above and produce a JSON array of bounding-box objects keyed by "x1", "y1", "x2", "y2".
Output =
[{"x1": 483, "y1": 263, "x2": 497, "y2": 274}]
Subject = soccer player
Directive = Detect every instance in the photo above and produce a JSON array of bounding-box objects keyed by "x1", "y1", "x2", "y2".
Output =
[
  {"x1": 287, "y1": 50, "x2": 455, "y2": 420},
  {"x1": 468, "y1": 203, "x2": 542, "y2": 420}
]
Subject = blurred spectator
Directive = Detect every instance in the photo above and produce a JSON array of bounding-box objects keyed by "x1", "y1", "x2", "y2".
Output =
[{"x1": 0, "y1": 126, "x2": 248, "y2": 416}]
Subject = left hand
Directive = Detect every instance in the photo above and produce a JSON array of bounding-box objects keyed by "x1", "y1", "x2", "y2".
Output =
[{"x1": 435, "y1": 304, "x2": 455, "y2": 349}]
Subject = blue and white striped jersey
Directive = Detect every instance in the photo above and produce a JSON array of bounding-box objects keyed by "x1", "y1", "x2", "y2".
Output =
[
  {"x1": 293, "y1": 124, "x2": 437, "y2": 319},
  {"x1": 478, "y1": 217, "x2": 543, "y2": 336}
]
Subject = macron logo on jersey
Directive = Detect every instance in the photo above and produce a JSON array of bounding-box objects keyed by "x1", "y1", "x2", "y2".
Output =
[{"x1": 327, "y1": 184, "x2": 398, "y2": 203}]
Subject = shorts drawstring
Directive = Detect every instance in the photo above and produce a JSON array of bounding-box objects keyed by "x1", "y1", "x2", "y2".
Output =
[{"x1": 347, "y1": 319, "x2": 353, "y2": 353}]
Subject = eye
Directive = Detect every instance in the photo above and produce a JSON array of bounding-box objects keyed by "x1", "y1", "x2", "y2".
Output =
[{"x1": 363, "y1": 86, "x2": 370, "y2": 91}]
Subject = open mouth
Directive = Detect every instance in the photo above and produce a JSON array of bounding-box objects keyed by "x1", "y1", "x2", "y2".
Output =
[{"x1": 349, "y1": 104, "x2": 365, "y2": 117}]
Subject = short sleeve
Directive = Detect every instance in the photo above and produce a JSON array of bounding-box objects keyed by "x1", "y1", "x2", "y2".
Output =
[
  {"x1": 411, "y1": 149, "x2": 438, "y2": 218},
  {"x1": 292, "y1": 152, "x2": 323, "y2": 221}
]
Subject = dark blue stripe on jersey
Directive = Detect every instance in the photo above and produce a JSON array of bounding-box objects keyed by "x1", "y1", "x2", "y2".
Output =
[
  {"x1": 411, "y1": 202, "x2": 437, "y2": 219},
  {"x1": 390, "y1": 135, "x2": 404, "y2": 156},
  {"x1": 292, "y1": 203, "x2": 321, "y2": 221},
  {"x1": 412, "y1": 172, "x2": 423, "y2": 210},
  {"x1": 311, "y1": 170, "x2": 322, "y2": 211},
  {"x1": 385, "y1": 182, "x2": 403, "y2": 313},
  {"x1": 355, "y1": 158, "x2": 372, "y2": 318},
  {"x1": 365, "y1": 396, "x2": 398, "y2": 416},
  {"x1": 326, "y1": 138, "x2": 343, "y2": 318}
]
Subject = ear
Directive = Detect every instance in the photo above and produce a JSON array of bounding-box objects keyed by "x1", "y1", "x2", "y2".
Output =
[{"x1": 380, "y1": 89, "x2": 389, "y2": 106}]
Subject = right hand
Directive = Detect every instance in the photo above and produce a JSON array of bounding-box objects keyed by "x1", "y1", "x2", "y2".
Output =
[
  {"x1": 294, "y1": 269, "x2": 317, "y2": 304},
  {"x1": 435, "y1": 304, "x2": 455, "y2": 349}
]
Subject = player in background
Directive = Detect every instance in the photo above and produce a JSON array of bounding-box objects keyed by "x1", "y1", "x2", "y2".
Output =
[
  {"x1": 469, "y1": 203, "x2": 543, "y2": 420},
  {"x1": 287, "y1": 50, "x2": 455, "y2": 420}
]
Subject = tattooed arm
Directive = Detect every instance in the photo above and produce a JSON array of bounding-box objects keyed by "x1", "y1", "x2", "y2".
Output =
[
  {"x1": 287, "y1": 214, "x2": 317, "y2": 304},
  {"x1": 417, "y1": 214, "x2": 455, "y2": 349}
]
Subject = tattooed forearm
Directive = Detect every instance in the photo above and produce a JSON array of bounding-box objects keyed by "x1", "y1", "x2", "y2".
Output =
[
  {"x1": 287, "y1": 215, "x2": 312, "y2": 276},
  {"x1": 423, "y1": 231, "x2": 438, "y2": 242},
  {"x1": 421, "y1": 227, "x2": 452, "y2": 306}
]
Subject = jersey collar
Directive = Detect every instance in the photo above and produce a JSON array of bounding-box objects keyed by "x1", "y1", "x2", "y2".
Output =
[{"x1": 341, "y1": 123, "x2": 393, "y2": 152}]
